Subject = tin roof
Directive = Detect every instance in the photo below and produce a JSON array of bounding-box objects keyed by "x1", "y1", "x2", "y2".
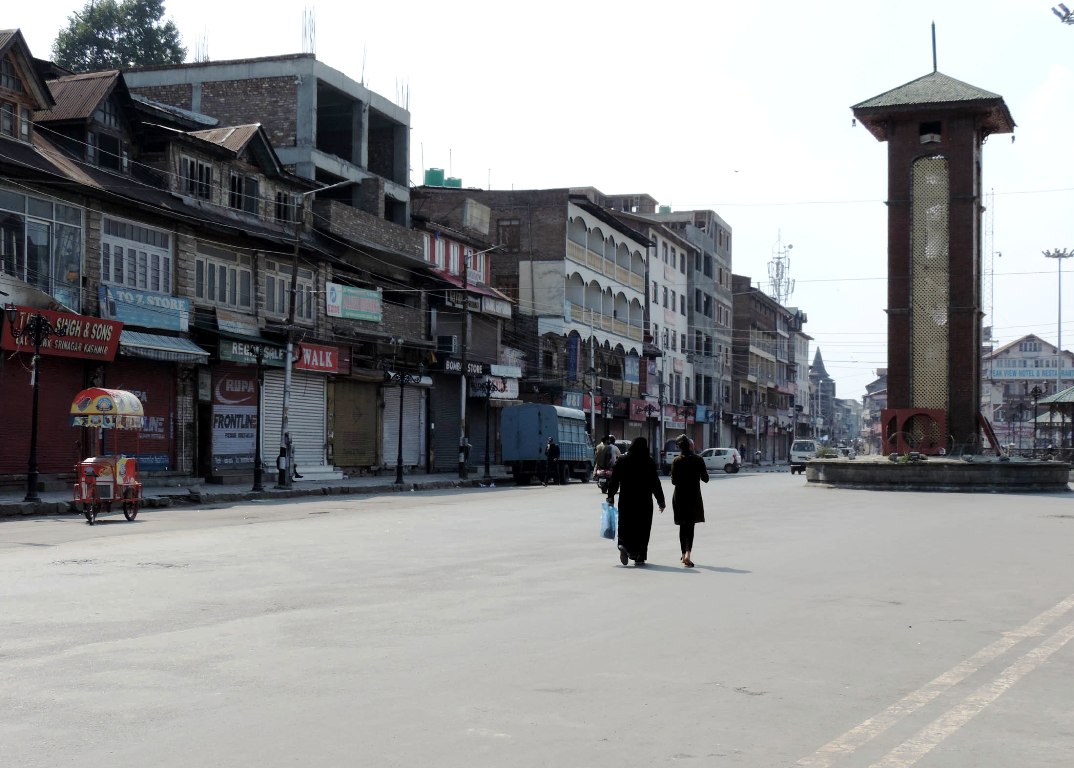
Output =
[
  {"x1": 190, "y1": 124, "x2": 262, "y2": 153},
  {"x1": 852, "y1": 70, "x2": 1015, "y2": 141},
  {"x1": 34, "y1": 70, "x2": 122, "y2": 122},
  {"x1": 1037, "y1": 385, "x2": 1074, "y2": 405}
]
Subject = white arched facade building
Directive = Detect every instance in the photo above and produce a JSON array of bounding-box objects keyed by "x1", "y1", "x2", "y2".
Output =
[{"x1": 530, "y1": 197, "x2": 649, "y2": 438}]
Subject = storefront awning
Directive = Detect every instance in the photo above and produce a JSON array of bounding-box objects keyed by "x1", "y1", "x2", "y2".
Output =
[{"x1": 119, "y1": 330, "x2": 211, "y2": 363}]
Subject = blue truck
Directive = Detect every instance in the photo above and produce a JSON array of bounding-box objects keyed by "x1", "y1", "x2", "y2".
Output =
[{"x1": 500, "y1": 404, "x2": 593, "y2": 485}]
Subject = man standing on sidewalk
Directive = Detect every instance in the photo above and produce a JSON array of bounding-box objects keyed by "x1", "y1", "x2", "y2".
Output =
[{"x1": 544, "y1": 437, "x2": 561, "y2": 485}]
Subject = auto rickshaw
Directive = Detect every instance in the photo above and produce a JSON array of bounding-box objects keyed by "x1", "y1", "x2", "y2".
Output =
[{"x1": 70, "y1": 388, "x2": 145, "y2": 525}]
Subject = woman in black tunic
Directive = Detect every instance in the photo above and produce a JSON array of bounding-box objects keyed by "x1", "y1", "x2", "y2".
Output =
[
  {"x1": 606, "y1": 437, "x2": 665, "y2": 566},
  {"x1": 670, "y1": 434, "x2": 709, "y2": 567}
]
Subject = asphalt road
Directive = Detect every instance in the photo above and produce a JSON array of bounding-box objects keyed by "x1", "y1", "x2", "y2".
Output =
[{"x1": 2, "y1": 472, "x2": 1072, "y2": 767}]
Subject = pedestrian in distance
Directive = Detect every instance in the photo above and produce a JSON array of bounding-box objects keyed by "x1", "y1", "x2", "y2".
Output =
[
  {"x1": 606, "y1": 436, "x2": 665, "y2": 566},
  {"x1": 602, "y1": 435, "x2": 620, "y2": 468},
  {"x1": 593, "y1": 435, "x2": 608, "y2": 481},
  {"x1": 543, "y1": 436, "x2": 561, "y2": 486},
  {"x1": 671, "y1": 434, "x2": 708, "y2": 567}
]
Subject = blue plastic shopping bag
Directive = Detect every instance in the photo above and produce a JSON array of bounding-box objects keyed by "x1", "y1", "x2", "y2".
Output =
[{"x1": 600, "y1": 500, "x2": 618, "y2": 540}]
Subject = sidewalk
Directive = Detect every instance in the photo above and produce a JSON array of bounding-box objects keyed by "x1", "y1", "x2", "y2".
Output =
[{"x1": 0, "y1": 466, "x2": 515, "y2": 519}]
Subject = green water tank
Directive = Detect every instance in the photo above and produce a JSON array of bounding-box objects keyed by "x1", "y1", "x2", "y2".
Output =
[
  {"x1": 424, "y1": 168, "x2": 445, "y2": 186},
  {"x1": 659, "y1": 205, "x2": 672, "y2": 214},
  {"x1": 445, "y1": 177, "x2": 462, "y2": 188}
]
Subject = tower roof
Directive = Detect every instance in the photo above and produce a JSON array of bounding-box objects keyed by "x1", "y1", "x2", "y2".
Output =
[
  {"x1": 811, "y1": 348, "x2": 829, "y2": 378},
  {"x1": 852, "y1": 70, "x2": 1015, "y2": 141}
]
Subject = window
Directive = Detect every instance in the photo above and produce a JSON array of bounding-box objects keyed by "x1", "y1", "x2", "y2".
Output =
[
  {"x1": 0, "y1": 58, "x2": 22, "y2": 92},
  {"x1": 101, "y1": 217, "x2": 172, "y2": 293},
  {"x1": 230, "y1": 173, "x2": 260, "y2": 214},
  {"x1": 422, "y1": 233, "x2": 431, "y2": 262},
  {"x1": 652, "y1": 281, "x2": 658, "y2": 303},
  {"x1": 0, "y1": 102, "x2": 13, "y2": 137},
  {"x1": 680, "y1": 253, "x2": 686, "y2": 273},
  {"x1": 662, "y1": 243, "x2": 668, "y2": 263},
  {"x1": 449, "y1": 242, "x2": 460, "y2": 275},
  {"x1": 680, "y1": 295, "x2": 686, "y2": 315},
  {"x1": 275, "y1": 191, "x2": 297, "y2": 223},
  {"x1": 0, "y1": 187, "x2": 83, "y2": 311},
  {"x1": 194, "y1": 244, "x2": 252, "y2": 309},
  {"x1": 181, "y1": 155, "x2": 212, "y2": 199},
  {"x1": 264, "y1": 258, "x2": 315, "y2": 322},
  {"x1": 433, "y1": 237, "x2": 446, "y2": 268},
  {"x1": 681, "y1": 333, "x2": 687, "y2": 352},
  {"x1": 19, "y1": 106, "x2": 29, "y2": 141},
  {"x1": 662, "y1": 286, "x2": 668, "y2": 308},
  {"x1": 97, "y1": 133, "x2": 123, "y2": 171},
  {"x1": 497, "y1": 218, "x2": 520, "y2": 251},
  {"x1": 96, "y1": 99, "x2": 120, "y2": 129}
]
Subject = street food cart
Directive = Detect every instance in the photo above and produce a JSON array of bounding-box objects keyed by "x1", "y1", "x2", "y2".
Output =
[{"x1": 70, "y1": 388, "x2": 145, "y2": 525}]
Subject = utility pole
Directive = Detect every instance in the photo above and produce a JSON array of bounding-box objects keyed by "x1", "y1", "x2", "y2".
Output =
[
  {"x1": 457, "y1": 245, "x2": 501, "y2": 479},
  {"x1": 459, "y1": 246, "x2": 470, "y2": 479},
  {"x1": 278, "y1": 178, "x2": 356, "y2": 488}
]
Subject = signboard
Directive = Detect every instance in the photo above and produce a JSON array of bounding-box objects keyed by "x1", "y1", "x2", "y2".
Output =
[
  {"x1": 1, "y1": 305, "x2": 122, "y2": 361},
  {"x1": 630, "y1": 398, "x2": 659, "y2": 421},
  {"x1": 440, "y1": 357, "x2": 486, "y2": 377},
  {"x1": 218, "y1": 339, "x2": 288, "y2": 367},
  {"x1": 99, "y1": 285, "x2": 190, "y2": 331},
  {"x1": 326, "y1": 282, "x2": 382, "y2": 322},
  {"x1": 216, "y1": 308, "x2": 260, "y2": 337},
  {"x1": 295, "y1": 343, "x2": 342, "y2": 374},
  {"x1": 211, "y1": 367, "x2": 257, "y2": 471}
]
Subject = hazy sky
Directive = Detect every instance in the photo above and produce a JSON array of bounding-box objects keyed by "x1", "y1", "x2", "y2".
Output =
[{"x1": 12, "y1": 1, "x2": 1074, "y2": 398}]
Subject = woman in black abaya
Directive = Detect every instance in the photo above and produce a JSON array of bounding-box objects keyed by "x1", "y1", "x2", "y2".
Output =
[{"x1": 606, "y1": 437, "x2": 665, "y2": 566}]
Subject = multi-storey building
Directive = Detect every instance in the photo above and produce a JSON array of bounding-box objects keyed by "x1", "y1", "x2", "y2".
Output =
[
  {"x1": 982, "y1": 334, "x2": 1074, "y2": 452},
  {"x1": 602, "y1": 197, "x2": 697, "y2": 452},
  {"x1": 413, "y1": 185, "x2": 650, "y2": 443},
  {"x1": 0, "y1": 30, "x2": 461, "y2": 489},
  {"x1": 730, "y1": 274, "x2": 805, "y2": 462},
  {"x1": 644, "y1": 206, "x2": 734, "y2": 449},
  {"x1": 809, "y1": 348, "x2": 837, "y2": 443}
]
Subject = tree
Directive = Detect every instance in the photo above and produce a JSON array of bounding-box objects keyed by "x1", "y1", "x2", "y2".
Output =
[{"x1": 52, "y1": 0, "x2": 186, "y2": 72}]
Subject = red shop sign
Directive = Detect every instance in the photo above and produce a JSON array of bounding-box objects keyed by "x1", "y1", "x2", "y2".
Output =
[
  {"x1": 295, "y1": 342, "x2": 341, "y2": 373},
  {"x1": 1, "y1": 305, "x2": 122, "y2": 361}
]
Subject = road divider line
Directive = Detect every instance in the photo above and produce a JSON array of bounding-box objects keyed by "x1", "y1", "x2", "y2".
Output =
[
  {"x1": 870, "y1": 618, "x2": 1074, "y2": 767},
  {"x1": 797, "y1": 592, "x2": 1074, "y2": 767}
]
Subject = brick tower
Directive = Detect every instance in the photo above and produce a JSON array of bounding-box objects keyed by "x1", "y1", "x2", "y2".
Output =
[{"x1": 852, "y1": 71, "x2": 1014, "y2": 454}]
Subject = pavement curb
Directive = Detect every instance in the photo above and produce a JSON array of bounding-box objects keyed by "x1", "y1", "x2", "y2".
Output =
[{"x1": 0, "y1": 476, "x2": 512, "y2": 519}]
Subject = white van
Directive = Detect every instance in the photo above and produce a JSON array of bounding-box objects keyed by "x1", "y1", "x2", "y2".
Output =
[{"x1": 789, "y1": 439, "x2": 820, "y2": 474}]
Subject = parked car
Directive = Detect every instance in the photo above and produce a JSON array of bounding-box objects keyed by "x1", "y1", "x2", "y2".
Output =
[
  {"x1": 699, "y1": 447, "x2": 742, "y2": 473},
  {"x1": 789, "y1": 439, "x2": 821, "y2": 475},
  {"x1": 661, "y1": 439, "x2": 680, "y2": 474}
]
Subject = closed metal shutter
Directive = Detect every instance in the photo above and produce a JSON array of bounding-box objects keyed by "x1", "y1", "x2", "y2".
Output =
[
  {"x1": 430, "y1": 373, "x2": 462, "y2": 472},
  {"x1": 262, "y1": 370, "x2": 327, "y2": 470},
  {"x1": 0, "y1": 355, "x2": 83, "y2": 474},
  {"x1": 330, "y1": 380, "x2": 379, "y2": 468},
  {"x1": 382, "y1": 385, "x2": 426, "y2": 469}
]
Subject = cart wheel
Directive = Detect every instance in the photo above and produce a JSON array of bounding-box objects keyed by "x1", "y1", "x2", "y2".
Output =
[
  {"x1": 121, "y1": 488, "x2": 139, "y2": 521},
  {"x1": 84, "y1": 503, "x2": 98, "y2": 525}
]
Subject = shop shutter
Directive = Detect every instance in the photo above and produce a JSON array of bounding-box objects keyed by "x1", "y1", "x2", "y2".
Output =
[
  {"x1": 0, "y1": 356, "x2": 84, "y2": 474},
  {"x1": 381, "y1": 385, "x2": 426, "y2": 469},
  {"x1": 331, "y1": 380, "x2": 379, "y2": 467},
  {"x1": 431, "y1": 374, "x2": 462, "y2": 472},
  {"x1": 262, "y1": 370, "x2": 327, "y2": 470}
]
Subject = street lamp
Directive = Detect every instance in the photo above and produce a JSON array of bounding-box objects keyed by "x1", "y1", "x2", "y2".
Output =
[
  {"x1": 4, "y1": 305, "x2": 66, "y2": 502},
  {"x1": 1031, "y1": 385, "x2": 1043, "y2": 454},
  {"x1": 383, "y1": 361, "x2": 425, "y2": 485},
  {"x1": 1043, "y1": 248, "x2": 1073, "y2": 449},
  {"x1": 477, "y1": 375, "x2": 507, "y2": 480},
  {"x1": 644, "y1": 402, "x2": 658, "y2": 461}
]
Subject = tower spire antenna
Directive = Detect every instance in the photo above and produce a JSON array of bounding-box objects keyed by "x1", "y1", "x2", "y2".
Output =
[{"x1": 932, "y1": 21, "x2": 937, "y2": 73}]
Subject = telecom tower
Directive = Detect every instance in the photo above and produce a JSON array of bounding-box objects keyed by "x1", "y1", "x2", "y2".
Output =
[{"x1": 768, "y1": 235, "x2": 794, "y2": 306}]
